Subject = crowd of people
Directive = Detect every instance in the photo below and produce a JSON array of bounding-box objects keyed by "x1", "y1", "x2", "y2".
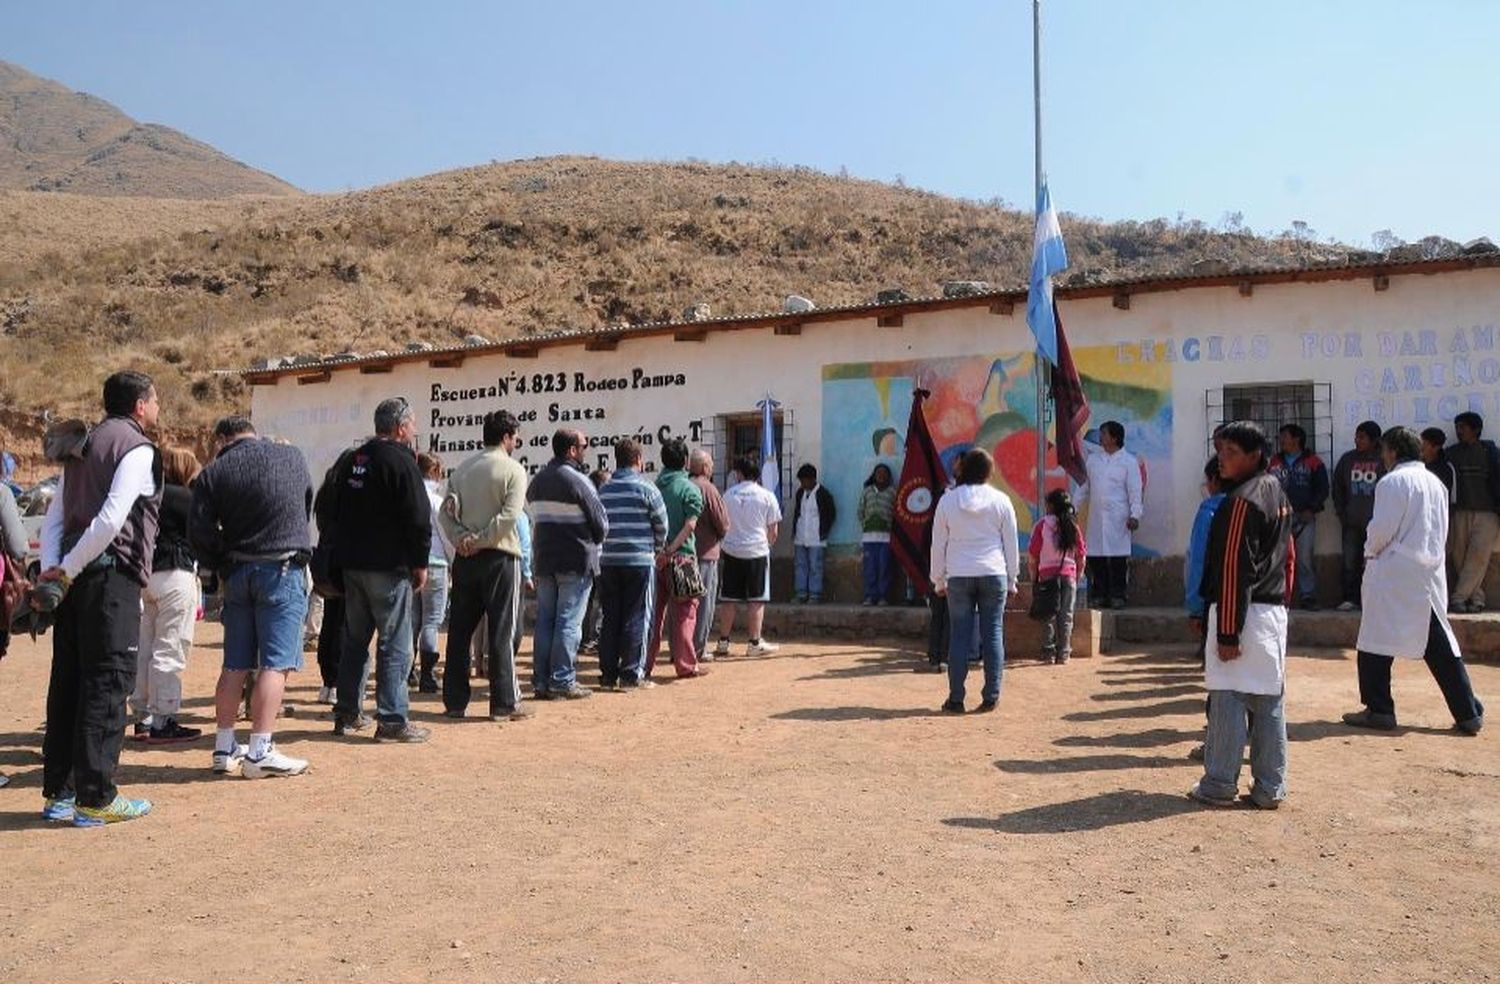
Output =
[{"x1": 1, "y1": 367, "x2": 1490, "y2": 824}]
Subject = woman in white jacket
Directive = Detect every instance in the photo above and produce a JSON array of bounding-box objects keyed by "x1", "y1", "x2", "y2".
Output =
[
  {"x1": 1344, "y1": 426, "x2": 1484, "y2": 733},
  {"x1": 930, "y1": 448, "x2": 1019, "y2": 714}
]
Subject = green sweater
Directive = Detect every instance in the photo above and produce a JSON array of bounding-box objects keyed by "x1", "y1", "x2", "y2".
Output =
[{"x1": 859, "y1": 485, "x2": 896, "y2": 534}]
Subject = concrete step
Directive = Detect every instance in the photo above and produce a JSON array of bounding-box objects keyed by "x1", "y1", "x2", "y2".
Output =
[
  {"x1": 1104, "y1": 607, "x2": 1500, "y2": 664},
  {"x1": 757, "y1": 602, "x2": 1103, "y2": 658}
]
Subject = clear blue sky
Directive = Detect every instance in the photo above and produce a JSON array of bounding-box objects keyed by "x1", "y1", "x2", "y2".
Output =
[{"x1": 4, "y1": 0, "x2": 1496, "y2": 246}]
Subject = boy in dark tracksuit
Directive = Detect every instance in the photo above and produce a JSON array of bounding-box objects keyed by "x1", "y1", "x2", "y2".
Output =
[
  {"x1": 1190, "y1": 421, "x2": 1294, "y2": 810},
  {"x1": 1269, "y1": 424, "x2": 1328, "y2": 609}
]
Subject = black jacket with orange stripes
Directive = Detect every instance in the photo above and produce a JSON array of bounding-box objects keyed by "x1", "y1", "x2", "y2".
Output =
[{"x1": 1198, "y1": 470, "x2": 1294, "y2": 646}]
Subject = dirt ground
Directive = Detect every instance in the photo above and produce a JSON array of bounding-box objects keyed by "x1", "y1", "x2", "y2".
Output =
[{"x1": 0, "y1": 622, "x2": 1496, "y2": 984}]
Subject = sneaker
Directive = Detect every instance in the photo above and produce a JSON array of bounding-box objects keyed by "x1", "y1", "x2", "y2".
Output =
[
  {"x1": 316, "y1": 686, "x2": 337, "y2": 705},
  {"x1": 147, "y1": 719, "x2": 203, "y2": 745},
  {"x1": 915, "y1": 661, "x2": 945, "y2": 673},
  {"x1": 558, "y1": 685, "x2": 593, "y2": 700},
  {"x1": 697, "y1": 651, "x2": 717, "y2": 663},
  {"x1": 1449, "y1": 601, "x2": 1471, "y2": 615},
  {"x1": 1187, "y1": 743, "x2": 1206, "y2": 762},
  {"x1": 443, "y1": 708, "x2": 466, "y2": 719},
  {"x1": 1471, "y1": 600, "x2": 1487, "y2": 613},
  {"x1": 1342, "y1": 709, "x2": 1397, "y2": 731},
  {"x1": 940, "y1": 700, "x2": 965, "y2": 714},
  {"x1": 1456, "y1": 715, "x2": 1484, "y2": 735},
  {"x1": 489, "y1": 705, "x2": 535, "y2": 723},
  {"x1": 678, "y1": 666, "x2": 711, "y2": 679},
  {"x1": 213, "y1": 743, "x2": 249, "y2": 775},
  {"x1": 861, "y1": 599, "x2": 874, "y2": 607},
  {"x1": 532, "y1": 689, "x2": 555, "y2": 701},
  {"x1": 373, "y1": 722, "x2": 431, "y2": 743},
  {"x1": 41, "y1": 795, "x2": 76, "y2": 822},
  {"x1": 418, "y1": 674, "x2": 439, "y2": 694},
  {"x1": 1186, "y1": 784, "x2": 1236, "y2": 808},
  {"x1": 1239, "y1": 792, "x2": 1282, "y2": 811},
  {"x1": 332, "y1": 713, "x2": 372, "y2": 736},
  {"x1": 973, "y1": 700, "x2": 998, "y2": 714},
  {"x1": 875, "y1": 599, "x2": 888, "y2": 607},
  {"x1": 793, "y1": 595, "x2": 806, "y2": 604},
  {"x1": 130, "y1": 721, "x2": 151, "y2": 742},
  {"x1": 1336, "y1": 601, "x2": 1358, "y2": 613},
  {"x1": 1056, "y1": 653, "x2": 1071, "y2": 665},
  {"x1": 241, "y1": 745, "x2": 309, "y2": 779},
  {"x1": 621, "y1": 678, "x2": 657, "y2": 690},
  {"x1": 713, "y1": 639, "x2": 731, "y2": 658},
  {"x1": 73, "y1": 794, "x2": 152, "y2": 827},
  {"x1": 808, "y1": 596, "x2": 821, "y2": 605},
  {"x1": 747, "y1": 639, "x2": 780, "y2": 657}
]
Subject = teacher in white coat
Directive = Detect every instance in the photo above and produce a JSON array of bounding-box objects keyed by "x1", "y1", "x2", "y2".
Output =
[
  {"x1": 1343, "y1": 426, "x2": 1484, "y2": 734},
  {"x1": 1077, "y1": 420, "x2": 1144, "y2": 609}
]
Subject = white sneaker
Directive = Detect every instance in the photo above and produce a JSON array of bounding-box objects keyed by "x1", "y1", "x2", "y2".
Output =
[
  {"x1": 747, "y1": 639, "x2": 780, "y2": 657},
  {"x1": 1335, "y1": 601, "x2": 1358, "y2": 612},
  {"x1": 317, "y1": 686, "x2": 337, "y2": 705},
  {"x1": 240, "y1": 745, "x2": 309, "y2": 779},
  {"x1": 713, "y1": 638, "x2": 731, "y2": 658},
  {"x1": 212, "y1": 743, "x2": 249, "y2": 776}
]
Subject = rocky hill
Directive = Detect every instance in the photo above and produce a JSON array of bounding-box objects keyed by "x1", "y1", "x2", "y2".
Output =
[
  {"x1": 0, "y1": 60, "x2": 297, "y2": 198},
  {"x1": 0, "y1": 154, "x2": 1402, "y2": 466}
]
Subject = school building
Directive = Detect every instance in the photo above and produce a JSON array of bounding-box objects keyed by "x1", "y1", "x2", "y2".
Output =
[{"x1": 242, "y1": 252, "x2": 1500, "y2": 605}]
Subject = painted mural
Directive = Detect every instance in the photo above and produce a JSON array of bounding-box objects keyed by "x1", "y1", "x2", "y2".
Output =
[{"x1": 820, "y1": 347, "x2": 1175, "y2": 555}]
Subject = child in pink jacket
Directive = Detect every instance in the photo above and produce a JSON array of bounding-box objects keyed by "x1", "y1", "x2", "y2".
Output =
[{"x1": 1028, "y1": 489, "x2": 1087, "y2": 664}]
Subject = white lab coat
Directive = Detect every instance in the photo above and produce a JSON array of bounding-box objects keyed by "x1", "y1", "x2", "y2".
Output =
[
  {"x1": 1078, "y1": 448, "x2": 1144, "y2": 557},
  {"x1": 1355, "y1": 461, "x2": 1459, "y2": 660}
]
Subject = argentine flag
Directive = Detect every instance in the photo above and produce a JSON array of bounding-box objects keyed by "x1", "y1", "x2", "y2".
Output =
[
  {"x1": 758, "y1": 395, "x2": 780, "y2": 499},
  {"x1": 1027, "y1": 179, "x2": 1069, "y2": 364}
]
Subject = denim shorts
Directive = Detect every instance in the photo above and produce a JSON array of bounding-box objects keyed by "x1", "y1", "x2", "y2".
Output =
[{"x1": 222, "y1": 560, "x2": 310, "y2": 672}]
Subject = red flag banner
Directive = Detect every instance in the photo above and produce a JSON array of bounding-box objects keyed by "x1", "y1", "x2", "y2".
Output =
[
  {"x1": 1051, "y1": 309, "x2": 1091, "y2": 486},
  {"x1": 891, "y1": 387, "x2": 948, "y2": 596}
]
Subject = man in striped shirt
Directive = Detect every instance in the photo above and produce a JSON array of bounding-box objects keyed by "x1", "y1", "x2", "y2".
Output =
[{"x1": 596, "y1": 439, "x2": 668, "y2": 690}]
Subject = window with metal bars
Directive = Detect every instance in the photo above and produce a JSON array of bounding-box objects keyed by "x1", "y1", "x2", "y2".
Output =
[{"x1": 1205, "y1": 382, "x2": 1332, "y2": 456}]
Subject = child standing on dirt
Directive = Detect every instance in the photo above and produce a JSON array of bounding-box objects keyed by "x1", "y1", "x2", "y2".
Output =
[{"x1": 1028, "y1": 489, "x2": 1086, "y2": 664}]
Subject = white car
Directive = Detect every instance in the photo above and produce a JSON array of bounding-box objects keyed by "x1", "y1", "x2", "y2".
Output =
[{"x1": 16, "y1": 477, "x2": 57, "y2": 578}]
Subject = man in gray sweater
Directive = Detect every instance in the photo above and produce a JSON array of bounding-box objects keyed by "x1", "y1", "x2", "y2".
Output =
[{"x1": 191, "y1": 416, "x2": 314, "y2": 778}]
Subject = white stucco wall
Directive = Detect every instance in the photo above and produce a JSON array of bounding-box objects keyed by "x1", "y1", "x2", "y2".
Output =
[{"x1": 252, "y1": 265, "x2": 1500, "y2": 561}]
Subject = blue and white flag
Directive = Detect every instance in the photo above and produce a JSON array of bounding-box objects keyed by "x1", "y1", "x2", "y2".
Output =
[
  {"x1": 758, "y1": 395, "x2": 780, "y2": 499},
  {"x1": 1027, "y1": 179, "x2": 1069, "y2": 364}
]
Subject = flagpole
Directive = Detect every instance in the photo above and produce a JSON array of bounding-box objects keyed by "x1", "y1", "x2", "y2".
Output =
[{"x1": 1032, "y1": 0, "x2": 1047, "y2": 529}]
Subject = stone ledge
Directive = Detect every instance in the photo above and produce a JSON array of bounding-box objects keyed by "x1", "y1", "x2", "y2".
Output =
[{"x1": 1102, "y1": 607, "x2": 1500, "y2": 664}]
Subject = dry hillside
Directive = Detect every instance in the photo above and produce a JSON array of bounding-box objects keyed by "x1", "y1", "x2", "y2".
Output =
[
  {"x1": 0, "y1": 155, "x2": 1377, "y2": 459},
  {"x1": 0, "y1": 61, "x2": 296, "y2": 198}
]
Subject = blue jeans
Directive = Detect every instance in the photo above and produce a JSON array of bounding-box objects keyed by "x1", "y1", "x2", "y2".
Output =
[
  {"x1": 336, "y1": 569, "x2": 414, "y2": 725},
  {"x1": 862, "y1": 541, "x2": 893, "y2": 602},
  {"x1": 1292, "y1": 520, "x2": 1317, "y2": 600},
  {"x1": 416, "y1": 563, "x2": 450, "y2": 654},
  {"x1": 222, "y1": 560, "x2": 310, "y2": 672},
  {"x1": 946, "y1": 575, "x2": 1006, "y2": 705},
  {"x1": 533, "y1": 573, "x2": 592, "y2": 693},
  {"x1": 1200, "y1": 689, "x2": 1287, "y2": 805},
  {"x1": 794, "y1": 545, "x2": 825, "y2": 600}
]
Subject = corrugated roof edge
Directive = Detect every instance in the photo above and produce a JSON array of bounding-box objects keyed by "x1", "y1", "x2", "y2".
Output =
[{"x1": 229, "y1": 252, "x2": 1500, "y2": 383}]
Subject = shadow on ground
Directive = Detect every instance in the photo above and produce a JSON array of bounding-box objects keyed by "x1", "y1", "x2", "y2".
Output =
[{"x1": 944, "y1": 789, "x2": 1201, "y2": 834}]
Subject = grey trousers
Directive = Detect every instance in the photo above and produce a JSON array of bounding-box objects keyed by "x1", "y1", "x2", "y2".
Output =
[
  {"x1": 692, "y1": 557, "x2": 721, "y2": 657},
  {"x1": 1042, "y1": 577, "x2": 1078, "y2": 659}
]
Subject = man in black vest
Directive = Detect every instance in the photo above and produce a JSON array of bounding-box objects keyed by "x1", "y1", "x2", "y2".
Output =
[{"x1": 37, "y1": 370, "x2": 164, "y2": 827}]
